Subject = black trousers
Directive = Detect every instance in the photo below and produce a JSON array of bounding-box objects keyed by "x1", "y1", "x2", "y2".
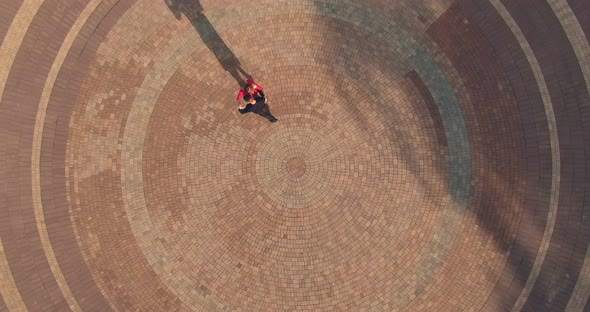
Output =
[
  {"x1": 239, "y1": 99, "x2": 276, "y2": 121},
  {"x1": 256, "y1": 103, "x2": 276, "y2": 121}
]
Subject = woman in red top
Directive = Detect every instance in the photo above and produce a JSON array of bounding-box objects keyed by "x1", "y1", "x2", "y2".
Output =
[
  {"x1": 237, "y1": 80, "x2": 278, "y2": 122},
  {"x1": 236, "y1": 79, "x2": 265, "y2": 107}
]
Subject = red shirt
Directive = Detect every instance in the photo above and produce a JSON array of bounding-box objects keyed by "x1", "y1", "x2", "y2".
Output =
[{"x1": 237, "y1": 79, "x2": 264, "y2": 100}]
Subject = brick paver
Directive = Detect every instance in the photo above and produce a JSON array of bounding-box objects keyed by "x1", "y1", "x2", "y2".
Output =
[{"x1": 0, "y1": 0, "x2": 589, "y2": 311}]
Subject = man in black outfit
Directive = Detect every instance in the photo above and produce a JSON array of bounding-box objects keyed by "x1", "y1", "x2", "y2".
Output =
[{"x1": 239, "y1": 91, "x2": 278, "y2": 123}]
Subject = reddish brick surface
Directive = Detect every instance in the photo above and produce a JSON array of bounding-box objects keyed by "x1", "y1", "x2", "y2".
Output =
[
  {"x1": 499, "y1": 0, "x2": 590, "y2": 310},
  {"x1": 0, "y1": 1, "x2": 91, "y2": 310},
  {"x1": 39, "y1": 1, "x2": 139, "y2": 310},
  {"x1": 567, "y1": 0, "x2": 590, "y2": 42},
  {"x1": 0, "y1": 0, "x2": 589, "y2": 311}
]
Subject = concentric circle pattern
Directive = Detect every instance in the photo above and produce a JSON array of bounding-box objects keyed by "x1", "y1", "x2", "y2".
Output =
[{"x1": 1, "y1": 0, "x2": 590, "y2": 311}]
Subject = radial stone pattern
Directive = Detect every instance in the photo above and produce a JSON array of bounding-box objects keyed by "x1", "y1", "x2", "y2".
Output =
[{"x1": 1, "y1": 0, "x2": 590, "y2": 311}]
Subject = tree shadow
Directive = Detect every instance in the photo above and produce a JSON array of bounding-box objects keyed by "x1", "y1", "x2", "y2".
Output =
[
  {"x1": 457, "y1": 1, "x2": 590, "y2": 311},
  {"x1": 311, "y1": 0, "x2": 573, "y2": 311},
  {"x1": 164, "y1": 0, "x2": 252, "y2": 87}
]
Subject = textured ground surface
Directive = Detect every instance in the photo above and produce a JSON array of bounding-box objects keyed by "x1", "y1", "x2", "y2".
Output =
[{"x1": 1, "y1": 0, "x2": 590, "y2": 311}]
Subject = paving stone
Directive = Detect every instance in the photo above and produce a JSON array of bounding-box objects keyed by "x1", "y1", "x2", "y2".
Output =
[{"x1": 0, "y1": 0, "x2": 589, "y2": 311}]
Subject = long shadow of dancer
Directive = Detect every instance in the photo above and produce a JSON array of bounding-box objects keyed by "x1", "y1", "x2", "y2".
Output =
[{"x1": 165, "y1": 0, "x2": 252, "y2": 86}]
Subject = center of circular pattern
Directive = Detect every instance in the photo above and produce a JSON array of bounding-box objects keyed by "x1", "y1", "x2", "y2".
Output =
[
  {"x1": 286, "y1": 156, "x2": 306, "y2": 177},
  {"x1": 255, "y1": 125, "x2": 345, "y2": 209}
]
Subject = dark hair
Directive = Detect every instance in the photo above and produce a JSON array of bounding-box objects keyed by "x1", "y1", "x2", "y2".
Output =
[
  {"x1": 243, "y1": 83, "x2": 252, "y2": 92},
  {"x1": 243, "y1": 94, "x2": 252, "y2": 101}
]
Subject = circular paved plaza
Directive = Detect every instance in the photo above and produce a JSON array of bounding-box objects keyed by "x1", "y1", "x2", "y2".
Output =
[{"x1": 1, "y1": 0, "x2": 590, "y2": 311}]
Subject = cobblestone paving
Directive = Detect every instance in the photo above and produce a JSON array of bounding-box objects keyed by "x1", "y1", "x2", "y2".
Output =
[{"x1": 1, "y1": 0, "x2": 590, "y2": 311}]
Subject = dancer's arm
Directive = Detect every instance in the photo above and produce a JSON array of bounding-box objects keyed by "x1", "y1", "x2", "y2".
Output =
[{"x1": 236, "y1": 90, "x2": 246, "y2": 108}]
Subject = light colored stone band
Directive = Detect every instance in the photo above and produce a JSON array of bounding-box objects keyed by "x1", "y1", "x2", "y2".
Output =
[
  {"x1": 0, "y1": 242, "x2": 24, "y2": 311},
  {"x1": 486, "y1": 0, "x2": 562, "y2": 311},
  {"x1": 0, "y1": 1, "x2": 44, "y2": 311},
  {"x1": 31, "y1": 1, "x2": 107, "y2": 311},
  {"x1": 545, "y1": 0, "x2": 590, "y2": 311}
]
